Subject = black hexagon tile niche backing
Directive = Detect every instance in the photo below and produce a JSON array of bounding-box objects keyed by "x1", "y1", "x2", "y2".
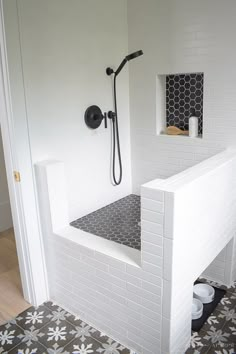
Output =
[
  {"x1": 70, "y1": 195, "x2": 141, "y2": 250},
  {"x1": 166, "y1": 73, "x2": 204, "y2": 135}
]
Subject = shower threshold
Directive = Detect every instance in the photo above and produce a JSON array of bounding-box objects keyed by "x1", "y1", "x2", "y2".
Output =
[{"x1": 70, "y1": 194, "x2": 141, "y2": 250}]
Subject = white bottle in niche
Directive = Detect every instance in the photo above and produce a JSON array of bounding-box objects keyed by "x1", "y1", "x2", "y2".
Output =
[{"x1": 189, "y1": 110, "x2": 199, "y2": 137}]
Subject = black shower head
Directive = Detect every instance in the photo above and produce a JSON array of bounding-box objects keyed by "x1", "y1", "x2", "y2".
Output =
[
  {"x1": 106, "y1": 50, "x2": 143, "y2": 77},
  {"x1": 126, "y1": 50, "x2": 143, "y2": 61}
]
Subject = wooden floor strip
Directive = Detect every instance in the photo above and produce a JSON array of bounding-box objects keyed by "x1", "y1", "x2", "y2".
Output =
[{"x1": 0, "y1": 228, "x2": 30, "y2": 324}]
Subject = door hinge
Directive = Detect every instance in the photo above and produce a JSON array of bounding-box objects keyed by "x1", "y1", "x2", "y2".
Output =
[{"x1": 14, "y1": 171, "x2": 21, "y2": 182}]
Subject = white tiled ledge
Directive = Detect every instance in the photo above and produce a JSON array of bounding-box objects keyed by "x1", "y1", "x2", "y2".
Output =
[
  {"x1": 143, "y1": 148, "x2": 236, "y2": 193},
  {"x1": 158, "y1": 133, "x2": 202, "y2": 140},
  {"x1": 54, "y1": 226, "x2": 141, "y2": 268}
]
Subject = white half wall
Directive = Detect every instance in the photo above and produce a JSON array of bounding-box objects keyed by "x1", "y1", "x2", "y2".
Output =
[
  {"x1": 3, "y1": 0, "x2": 132, "y2": 221},
  {"x1": 35, "y1": 150, "x2": 236, "y2": 354},
  {"x1": 142, "y1": 149, "x2": 236, "y2": 353},
  {"x1": 36, "y1": 160, "x2": 164, "y2": 354},
  {"x1": 0, "y1": 128, "x2": 12, "y2": 231}
]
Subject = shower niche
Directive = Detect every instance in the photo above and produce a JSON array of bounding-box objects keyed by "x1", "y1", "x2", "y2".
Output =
[{"x1": 156, "y1": 72, "x2": 204, "y2": 138}]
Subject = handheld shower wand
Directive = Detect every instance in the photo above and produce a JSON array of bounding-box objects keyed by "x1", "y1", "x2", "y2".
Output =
[{"x1": 106, "y1": 50, "x2": 143, "y2": 185}]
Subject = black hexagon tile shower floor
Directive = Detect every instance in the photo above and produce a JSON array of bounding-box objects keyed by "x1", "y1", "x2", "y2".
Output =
[{"x1": 70, "y1": 194, "x2": 141, "y2": 250}]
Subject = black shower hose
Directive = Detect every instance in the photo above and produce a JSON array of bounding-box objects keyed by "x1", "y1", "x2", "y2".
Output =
[{"x1": 112, "y1": 75, "x2": 122, "y2": 185}]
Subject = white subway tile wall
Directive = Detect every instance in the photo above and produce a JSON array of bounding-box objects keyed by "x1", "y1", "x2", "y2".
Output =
[
  {"x1": 45, "y1": 189, "x2": 165, "y2": 354},
  {"x1": 37, "y1": 161, "x2": 166, "y2": 353},
  {"x1": 128, "y1": 0, "x2": 236, "y2": 289}
]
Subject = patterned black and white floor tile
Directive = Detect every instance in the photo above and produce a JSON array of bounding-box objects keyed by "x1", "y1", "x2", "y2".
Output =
[
  {"x1": 0, "y1": 302, "x2": 135, "y2": 354},
  {"x1": 1, "y1": 280, "x2": 235, "y2": 354},
  {"x1": 185, "y1": 279, "x2": 236, "y2": 354}
]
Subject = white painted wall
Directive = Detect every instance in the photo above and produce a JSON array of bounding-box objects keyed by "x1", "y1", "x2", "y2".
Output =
[
  {"x1": 0, "y1": 128, "x2": 12, "y2": 231},
  {"x1": 3, "y1": 0, "x2": 132, "y2": 221},
  {"x1": 128, "y1": 0, "x2": 236, "y2": 193}
]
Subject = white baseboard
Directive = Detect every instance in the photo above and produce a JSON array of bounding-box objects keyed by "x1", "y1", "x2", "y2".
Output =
[{"x1": 0, "y1": 200, "x2": 12, "y2": 232}]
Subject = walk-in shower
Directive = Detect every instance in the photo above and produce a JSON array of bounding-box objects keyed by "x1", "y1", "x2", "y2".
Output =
[{"x1": 84, "y1": 50, "x2": 143, "y2": 185}]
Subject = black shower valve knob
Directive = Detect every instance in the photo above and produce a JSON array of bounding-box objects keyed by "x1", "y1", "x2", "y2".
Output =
[
  {"x1": 107, "y1": 111, "x2": 116, "y2": 121},
  {"x1": 84, "y1": 105, "x2": 112, "y2": 129}
]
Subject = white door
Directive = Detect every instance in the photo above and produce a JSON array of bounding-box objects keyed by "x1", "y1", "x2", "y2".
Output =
[{"x1": 0, "y1": 0, "x2": 48, "y2": 306}]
